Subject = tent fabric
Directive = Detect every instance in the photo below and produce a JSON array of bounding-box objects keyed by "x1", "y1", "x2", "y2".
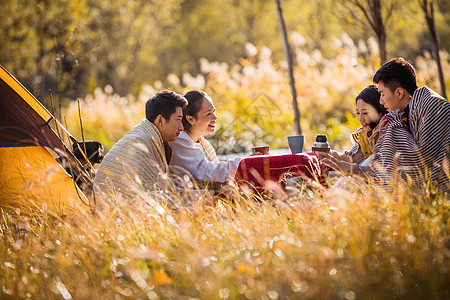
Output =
[
  {"x1": 0, "y1": 65, "x2": 91, "y2": 189},
  {"x1": 0, "y1": 66, "x2": 52, "y2": 122},
  {"x1": 0, "y1": 66, "x2": 61, "y2": 148},
  {"x1": 0, "y1": 65, "x2": 92, "y2": 213},
  {"x1": 0, "y1": 146, "x2": 90, "y2": 215}
]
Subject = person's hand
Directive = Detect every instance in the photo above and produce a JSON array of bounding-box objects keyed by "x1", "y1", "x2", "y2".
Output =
[
  {"x1": 329, "y1": 149, "x2": 349, "y2": 161},
  {"x1": 319, "y1": 152, "x2": 356, "y2": 174},
  {"x1": 318, "y1": 152, "x2": 340, "y2": 171}
]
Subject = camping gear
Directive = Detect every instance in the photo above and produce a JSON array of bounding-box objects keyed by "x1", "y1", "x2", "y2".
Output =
[
  {"x1": 0, "y1": 65, "x2": 93, "y2": 215},
  {"x1": 73, "y1": 141, "x2": 104, "y2": 165},
  {"x1": 311, "y1": 134, "x2": 331, "y2": 153}
]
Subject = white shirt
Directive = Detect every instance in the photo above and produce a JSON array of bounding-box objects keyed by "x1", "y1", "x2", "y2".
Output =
[{"x1": 169, "y1": 131, "x2": 241, "y2": 183}]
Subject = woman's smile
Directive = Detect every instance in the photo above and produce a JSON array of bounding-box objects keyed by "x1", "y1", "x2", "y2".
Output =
[{"x1": 356, "y1": 99, "x2": 382, "y2": 132}]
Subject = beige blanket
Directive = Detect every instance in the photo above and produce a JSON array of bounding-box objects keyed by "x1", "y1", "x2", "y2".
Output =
[{"x1": 94, "y1": 119, "x2": 172, "y2": 198}]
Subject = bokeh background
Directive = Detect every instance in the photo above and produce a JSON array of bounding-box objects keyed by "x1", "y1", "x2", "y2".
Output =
[
  {"x1": 1, "y1": 0, "x2": 449, "y2": 153},
  {"x1": 1, "y1": 3, "x2": 449, "y2": 299}
]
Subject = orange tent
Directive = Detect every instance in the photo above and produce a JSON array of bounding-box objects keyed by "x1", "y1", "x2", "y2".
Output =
[{"x1": 0, "y1": 65, "x2": 93, "y2": 215}]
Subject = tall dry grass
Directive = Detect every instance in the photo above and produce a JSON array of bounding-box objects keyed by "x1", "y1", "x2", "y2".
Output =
[
  {"x1": 5, "y1": 32, "x2": 449, "y2": 299},
  {"x1": 1, "y1": 178, "x2": 448, "y2": 299}
]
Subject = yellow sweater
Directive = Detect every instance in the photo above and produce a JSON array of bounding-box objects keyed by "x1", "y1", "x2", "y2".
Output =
[{"x1": 349, "y1": 126, "x2": 381, "y2": 159}]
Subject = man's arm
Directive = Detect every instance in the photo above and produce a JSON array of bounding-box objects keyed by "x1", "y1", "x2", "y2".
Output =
[
  {"x1": 408, "y1": 88, "x2": 450, "y2": 186},
  {"x1": 373, "y1": 110, "x2": 420, "y2": 186}
]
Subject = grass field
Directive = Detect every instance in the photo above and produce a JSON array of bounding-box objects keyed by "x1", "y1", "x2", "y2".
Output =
[
  {"x1": 1, "y1": 177, "x2": 448, "y2": 299},
  {"x1": 2, "y1": 41, "x2": 449, "y2": 299}
]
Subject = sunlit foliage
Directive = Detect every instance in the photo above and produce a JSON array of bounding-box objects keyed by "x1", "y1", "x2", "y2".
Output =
[
  {"x1": 64, "y1": 39, "x2": 449, "y2": 153},
  {"x1": 1, "y1": 0, "x2": 448, "y2": 105}
]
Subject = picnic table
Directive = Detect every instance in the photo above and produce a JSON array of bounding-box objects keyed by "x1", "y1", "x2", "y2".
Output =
[{"x1": 234, "y1": 152, "x2": 324, "y2": 191}]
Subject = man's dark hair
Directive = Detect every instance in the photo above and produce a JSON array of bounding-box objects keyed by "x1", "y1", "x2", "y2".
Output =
[
  {"x1": 146, "y1": 90, "x2": 187, "y2": 123},
  {"x1": 373, "y1": 57, "x2": 418, "y2": 95},
  {"x1": 182, "y1": 90, "x2": 210, "y2": 133}
]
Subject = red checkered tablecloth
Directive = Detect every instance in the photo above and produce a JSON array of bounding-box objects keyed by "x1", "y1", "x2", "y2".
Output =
[{"x1": 235, "y1": 153, "x2": 323, "y2": 190}]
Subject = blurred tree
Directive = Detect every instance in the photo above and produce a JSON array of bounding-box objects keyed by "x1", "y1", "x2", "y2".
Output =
[
  {"x1": 419, "y1": 0, "x2": 446, "y2": 98},
  {"x1": 284, "y1": 0, "x2": 343, "y2": 56},
  {"x1": 84, "y1": 0, "x2": 184, "y2": 95},
  {"x1": 165, "y1": 0, "x2": 273, "y2": 78},
  {"x1": 0, "y1": 0, "x2": 91, "y2": 112},
  {"x1": 338, "y1": 0, "x2": 399, "y2": 64},
  {"x1": 435, "y1": 0, "x2": 450, "y2": 53},
  {"x1": 275, "y1": 0, "x2": 301, "y2": 135},
  {"x1": 0, "y1": 0, "x2": 448, "y2": 108}
]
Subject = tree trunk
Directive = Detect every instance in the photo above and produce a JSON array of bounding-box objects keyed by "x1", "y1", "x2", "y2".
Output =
[
  {"x1": 274, "y1": 0, "x2": 301, "y2": 135},
  {"x1": 378, "y1": 30, "x2": 387, "y2": 65},
  {"x1": 422, "y1": 0, "x2": 447, "y2": 99},
  {"x1": 370, "y1": 0, "x2": 387, "y2": 64}
]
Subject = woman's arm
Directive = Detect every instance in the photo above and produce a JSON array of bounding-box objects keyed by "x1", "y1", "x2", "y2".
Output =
[
  {"x1": 329, "y1": 149, "x2": 349, "y2": 161},
  {"x1": 170, "y1": 136, "x2": 240, "y2": 183},
  {"x1": 320, "y1": 153, "x2": 371, "y2": 176},
  {"x1": 318, "y1": 146, "x2": 364, "y2": 164}
]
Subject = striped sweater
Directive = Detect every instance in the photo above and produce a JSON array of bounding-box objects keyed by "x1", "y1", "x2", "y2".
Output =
[
  {"x1": 373, "y1": 86, "x2": 450, "y2": 190},
  {"x1": 94, "y1": 119, "x2": 172, "y2": 198}
]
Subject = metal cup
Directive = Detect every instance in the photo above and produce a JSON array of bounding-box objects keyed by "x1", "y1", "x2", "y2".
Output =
[
  {"x1": 287, "y1": 135, "x2": 304, "y2": 154},
  {"x1": 251, "y1": 145, "x2": 269, "y2": 155}
]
